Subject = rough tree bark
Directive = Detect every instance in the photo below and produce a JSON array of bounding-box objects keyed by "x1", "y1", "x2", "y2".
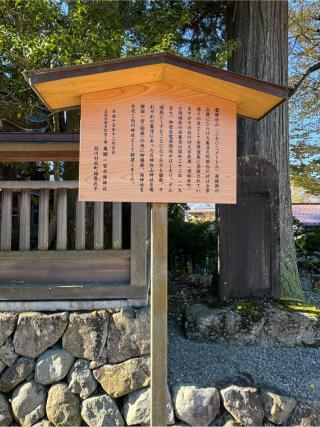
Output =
[{"x1": 227, "y1": 1, "x2": 303, "y2": 299}]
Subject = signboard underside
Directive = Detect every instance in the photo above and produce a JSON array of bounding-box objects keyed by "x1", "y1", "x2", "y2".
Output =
[{"x1": 79, "y1": 82, "x2": 237, "y2": 203}]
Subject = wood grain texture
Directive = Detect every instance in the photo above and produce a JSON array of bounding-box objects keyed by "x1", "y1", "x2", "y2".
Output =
[
  {"x1": 75, "y1": 199, "x2": 86, "y2": 250},
  {"x1": 79, "y1": 82, "x2": 237, "y2": 204},
  {"x1": 0, "y1": 181, "x2": 78, "y2": 190},
  {"x1": 38, "y1": 189, "x2": 49, "y2": 250},
  {"x1": 0, "y1": 134, "x2": 79, "y2": 161},
  {"x1": 0, "y1": 250, "x2": 131, "y2": 286},
  {"x1": 19, "y1": 190, "x2": 31, "y2": 251},
  {"x1": 0, "y1": 283, "x2": 145, "y2": 300},
  {"x1": 0, "y1": 190, "x2": 12, "y2": 251},
  {"x1": 0, "y1": 151, "x2": 79, "y2": 162},
  {"x1": 131, "y1": 203, "x2": 147, "y2": 286},
  {"x1": 226, "y1": 1, "x2": 301, "y2": 299},
  {"x1": 94, "y1": 202, "x2": 104, "y2": 249},
  {"x1": 219, "y1": 157, "x2": 280, "y2": 300},
  {"x1": 26, "y1": 54, "x2": 286, "y2": 118},
  {"x1": 56, "y1": 188, "x2": 67, "y2": 250},
  {"x1": 112, "y1": 202, "x2": 122, "y2": 249},
  {"x1": 150, "y1": 203, "x2": 168, "y2": 427}
]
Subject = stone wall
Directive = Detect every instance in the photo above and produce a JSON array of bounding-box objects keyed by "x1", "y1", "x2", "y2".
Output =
[
  {"x1": 185, "y1": 303, "x2": 320, "y2": 346},
  {"x1": 0, "y1": 308, "x2": 318, "y2": 426}
]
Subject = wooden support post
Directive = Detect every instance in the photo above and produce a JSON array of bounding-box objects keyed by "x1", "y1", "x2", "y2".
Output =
[
  {"x1": 57, "y1": 188, "x2": 68, "y2": 250},
  {"x1": 75, "y1": 199, "x2": 86, "y2": 250},
  {"x1": 38, "y1": 189, "x2": 49, "y2": 250},
  {"x1": 150, "y1": 203, "x2": 168, "y2": 427},
  {"x1": 112, "y1": 202, "x2": 122, "y2": 249},
  {"x1": 19, "y1": 189, "x2": 31, "y2": 251},
  {"x1": 94, "y1": 202, "x2": 104, "y2": 250},
  {"x1": 1, "y1": 189, "x2": 12, "y2": 251}
]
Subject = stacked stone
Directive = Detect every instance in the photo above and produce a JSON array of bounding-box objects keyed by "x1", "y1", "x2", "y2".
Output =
[
  {"x1": 0, "y1": 308, "x2": 156, "y2": 427},
  {"x1": 0, "y1": 309, "x2": 319, "y2": 426}
]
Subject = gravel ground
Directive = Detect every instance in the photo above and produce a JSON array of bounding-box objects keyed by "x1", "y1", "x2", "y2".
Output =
[
  {"x1": 168, "y1": 290, "x2": 320, "y2": 401},
  {"x1": 168, "y1": 320, "x2": 320, "y2": 401}
]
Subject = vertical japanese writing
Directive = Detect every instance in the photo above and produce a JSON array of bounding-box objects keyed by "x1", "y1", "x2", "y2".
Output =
[
  {"x1": 168, "y1": 105, "x2": 174, "y2": 192},
  {"x1": 214, "y1": 107, "x2": 220, "y2": 192},
  {"x1": 102, "y1": 109, "x2": 108, "y2": 191},
  {"x1": 159, "y1": 105, "x2": 164, "y2": 192},
  {"x1": 177, "y1": 106, "x2": 183, "y2": 192},
  {"x1": 205, "y1": 108, "x2": 211, "y2": 193},
  {"x1": 149, "y1": 104, "x2": 155, "y2": 192},
  {"x1": 111, "y1": 109, "x2": 116, "y2": 155},
  {"x1": 130, "y1": 104, "x2": 136, "y2": 184},
  {"x1": 196, "y1": 107, "x2": 201, "y2": 192},
  {"x1": 93, "y1": 145, "x2": 99, "y2": 191},
  {"x1": 187, "y1": 107, "x2": 192, "y2": 189},
  {"x1": 139, "y1": 104, "x2": 145, "y2": 192}
]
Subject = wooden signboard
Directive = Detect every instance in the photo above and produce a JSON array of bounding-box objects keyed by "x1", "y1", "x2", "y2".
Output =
[{"x1": 79, "y1": 82, "x2": 237, "y2": 203}]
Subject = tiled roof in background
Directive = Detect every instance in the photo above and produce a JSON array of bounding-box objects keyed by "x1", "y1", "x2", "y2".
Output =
[{"x1": 292, "y1": 204, "x2": 320, "y2": 226}]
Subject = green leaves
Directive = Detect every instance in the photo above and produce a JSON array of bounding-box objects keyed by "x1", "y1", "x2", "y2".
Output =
[
  {"x1": 289, "y1": 0, "x2": 320, "y2": 197},
  {"x1": 0, "y1": 0, "x2": 232, "y2": 125}
]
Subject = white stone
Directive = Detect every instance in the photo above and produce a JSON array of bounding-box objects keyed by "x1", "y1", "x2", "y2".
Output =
[
  {"x1": 81, "y1": 395, "x2": 124, "y2": 427},
  {"x1": 35, "y1": 349, "x2": 74, "y2": 385},
  {"x1": 173, "y1": 385, "x2": 220, "y2": 426},
  {"x1": 12, "y1": 381, "x2": 46, "y2": 427},
  {"x1": 68, "y1": 359, "x2": 97, "y2": 399},
  {"x1": 123, "y1": 387, "x2": 175, "y2": 425}
]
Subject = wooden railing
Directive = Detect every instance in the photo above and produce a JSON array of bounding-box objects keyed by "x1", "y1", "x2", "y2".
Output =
[
  {"x1": 0, "y1": 180, "x2": 127, "y2": 252},
  {"x1": 0, "y1": 181, "x2": 148, "y2": 299}
]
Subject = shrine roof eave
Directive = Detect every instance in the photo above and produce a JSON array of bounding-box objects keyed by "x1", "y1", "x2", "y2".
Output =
[{"x1": 23, "y1": 52, "x2": 289, "y2": 121}]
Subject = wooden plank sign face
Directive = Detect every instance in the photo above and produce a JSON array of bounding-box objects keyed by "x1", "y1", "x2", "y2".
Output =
[{"x1": 79, "y1": 82, "x2": 237, "y2": 203}]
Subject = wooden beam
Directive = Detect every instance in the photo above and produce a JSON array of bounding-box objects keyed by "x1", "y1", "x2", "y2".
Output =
[
  {"x1": 0, "y1": 181, "x2": 78, "y2": 190},
  {"x1": 38, "y1": 189, "x2": 49, "y2": 250},
  {"x1": 56, "y1": 188, "x2": 67, "y2": 250},
  {"x1": 94, "y1": 202, "x2": 104, "y2": 250},
  {"x1": 150, "y1": 203, "x2": 168, "y2": 427},
  {"x1": 0, "y1": 132, "x2": 79, "y2": 144},
  {"x1": 112, "y1": 202, "x2": 122, "y2": 249},
  {"x1": 0, "y1": 283, "x2": 147, "y2": 300},
  {"x1": 19, "y1": 189, "x2": 31, "y2": 251},
  {"x1": 0, "y1": 190, "x2": 12, "y2": 251},
  {"x1": 0, "y1": 133, "x2": 80, "y2": 162},
  {"x1": 75, "y1": 199, "x2": 86, "y2": 250},
  {"x1": 0, "y1": 151, "x2": 79, "y2": 162},
  {"x1": 0, "y1": 250, "x2": 132, "y2": 289}
]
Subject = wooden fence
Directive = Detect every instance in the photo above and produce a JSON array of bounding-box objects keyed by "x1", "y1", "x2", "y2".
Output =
[{"x1": 0, "y1": 181, "x2": 148, "y2": 301}]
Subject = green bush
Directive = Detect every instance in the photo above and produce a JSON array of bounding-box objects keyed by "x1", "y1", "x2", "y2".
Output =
[
  {"x1": 293, "y1": 217, "x2": 320, "y2": 274},
  {"x1": 168, "y1": 205, "x2": 218, "y2": 277}
]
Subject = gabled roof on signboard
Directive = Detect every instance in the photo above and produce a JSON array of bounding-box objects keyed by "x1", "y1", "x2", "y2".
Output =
[{"x1": 23, "y1": 52, "x2": 288, "y2": 120}]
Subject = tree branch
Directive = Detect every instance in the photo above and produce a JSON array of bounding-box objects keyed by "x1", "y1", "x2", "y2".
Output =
[{"x1": 289, "y1": 62, "x2": 320, "y2": 97}]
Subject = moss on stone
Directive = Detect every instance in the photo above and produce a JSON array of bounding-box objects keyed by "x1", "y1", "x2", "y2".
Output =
[
  {"x1": 231, "y1": 301, "x2": 266, "y2": 323},
  {"x1": 278, "y1": 298, "x2": 320, "y2": 318},
  {"x1": 206, "y1": 297, "x2": 320, "y2": 320},
  {"x1": 206, "y1": 299, "x2": 267, "y2": 323}
]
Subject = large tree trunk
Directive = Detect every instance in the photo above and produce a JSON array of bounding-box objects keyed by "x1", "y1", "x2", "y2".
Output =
[{"x1": 227, "y1": 1, "x2": 303, "y2": 299}]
